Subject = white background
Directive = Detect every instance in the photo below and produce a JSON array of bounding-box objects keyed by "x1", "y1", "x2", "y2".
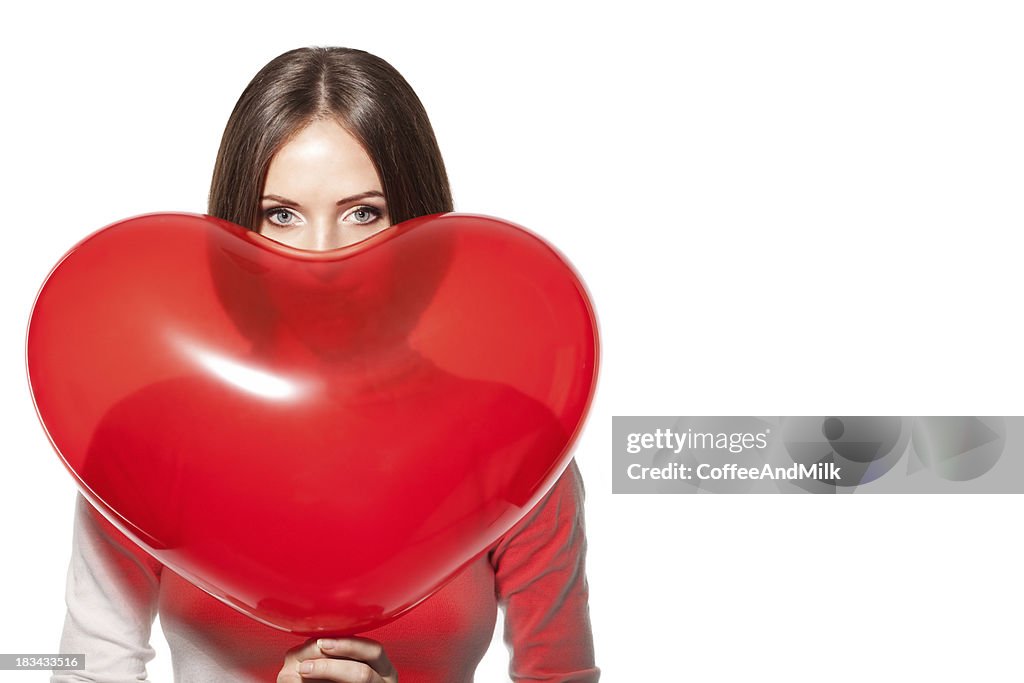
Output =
[{"x1": 3, "y1": 1, "x2": 1023, "y2": 680}]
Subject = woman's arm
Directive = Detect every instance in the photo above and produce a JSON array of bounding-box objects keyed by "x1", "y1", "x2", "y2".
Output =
[
  {"x1": 490, "y1": 458, "x2": 601, "y2": 682},
  {"x1": 51, "y1": 493, "x2": 163, "y2": 683}
]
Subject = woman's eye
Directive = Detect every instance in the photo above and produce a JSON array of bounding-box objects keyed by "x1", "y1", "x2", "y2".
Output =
[
  {"x1": 345, "y1": 206, "x2": 383, "y2": 225},
  {"x1": 266, "y1": 208, "x2": 297, "y2": 226}
]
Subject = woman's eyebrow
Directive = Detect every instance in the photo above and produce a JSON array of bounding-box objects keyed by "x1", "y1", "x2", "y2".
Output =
[
  {"x1": 335, "y1": 190, "x2": 385, "y2": 206},
  {"x1": 260, "y1": 194, "x2": 302, "y2": 207},
  {"x1": 260, "y1": 191, "x2": 385, "y2": 207}
]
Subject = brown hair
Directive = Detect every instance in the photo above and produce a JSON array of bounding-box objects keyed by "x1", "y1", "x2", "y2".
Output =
[{"x1": 208, "y1": 46, "x2": 453, "y2": 229}]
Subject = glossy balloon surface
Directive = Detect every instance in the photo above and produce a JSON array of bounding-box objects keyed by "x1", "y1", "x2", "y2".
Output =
[{"x1": 26, "y1": 212, "x2": 598, "y2": 634}]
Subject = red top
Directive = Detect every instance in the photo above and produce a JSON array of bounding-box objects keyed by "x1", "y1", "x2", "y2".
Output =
[{"x1": 51, "y1": 459, "x2": 599, "y2": 682}]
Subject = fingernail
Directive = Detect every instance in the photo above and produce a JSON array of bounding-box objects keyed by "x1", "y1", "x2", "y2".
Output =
[
  {"x1": 318, "y1": 638, "x2": 338, "y2": 650},
  {"x1": 299, "y1": 661, "x2": 313, "y2": 674}
]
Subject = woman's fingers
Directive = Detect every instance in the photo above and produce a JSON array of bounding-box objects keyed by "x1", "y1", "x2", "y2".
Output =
[
  {"x1": 317, "y1": 637, "x2": 396, "y2": 678},
  {"x1": 298, "y1": 656, "x2": 386, "y2": 682},
  {"x1": 277, "y1": 636, "x2": 397, "y2": 683},
  {"x1": 277, "y1": 638, "x2": 325, "y2": 682}
]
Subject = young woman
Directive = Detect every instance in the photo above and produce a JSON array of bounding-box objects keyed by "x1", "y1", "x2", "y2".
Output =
[{"x1": 52, "y1": 47, "x2": 599, "y2": 682}]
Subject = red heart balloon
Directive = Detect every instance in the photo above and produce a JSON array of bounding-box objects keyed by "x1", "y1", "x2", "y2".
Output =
[{"x1": 26, "y1": 212, "x2": 598, "y2": 635}]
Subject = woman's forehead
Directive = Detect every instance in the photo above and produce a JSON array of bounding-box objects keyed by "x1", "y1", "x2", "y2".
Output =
[{"x1": 264, "y1": 119, "x2": 382, "y2": 199}]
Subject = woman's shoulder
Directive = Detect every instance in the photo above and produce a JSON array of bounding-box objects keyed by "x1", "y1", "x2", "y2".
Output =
[
  {"x1": 488, "y1": 457, "x2": 587, "y2": 558},
  {"x1": 71, "y1": 491, "x2": 166, "y2": 574}
]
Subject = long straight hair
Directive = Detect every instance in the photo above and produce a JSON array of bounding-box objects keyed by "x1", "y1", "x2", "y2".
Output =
[{"x1": 208, "y1": 47, "x2": 453, "y2": 229}]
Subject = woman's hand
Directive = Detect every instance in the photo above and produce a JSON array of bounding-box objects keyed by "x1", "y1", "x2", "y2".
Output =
[{"x1": 276, "y1": 636, "x2": 398, "y2": 683}]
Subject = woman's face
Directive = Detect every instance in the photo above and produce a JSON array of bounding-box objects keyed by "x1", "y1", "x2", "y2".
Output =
[{"x1": 258, "y1": 118, "x2": 390, "y2": 251}]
